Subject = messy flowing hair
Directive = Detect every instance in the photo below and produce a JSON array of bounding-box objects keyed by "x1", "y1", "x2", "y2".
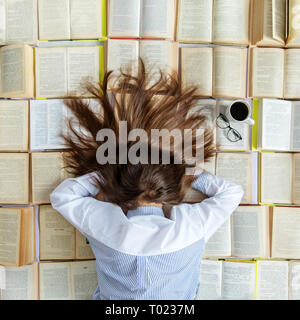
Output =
[{"x1": 62, "y1": 59, "x2": 215, "y2": 217}]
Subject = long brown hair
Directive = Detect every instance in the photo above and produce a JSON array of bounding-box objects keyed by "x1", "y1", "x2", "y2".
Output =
[{"x1": 62, "y1": 59, "x2": 215, "y2": 217}]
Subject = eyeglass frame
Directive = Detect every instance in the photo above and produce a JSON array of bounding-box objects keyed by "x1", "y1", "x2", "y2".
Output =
[{"x1": 216, "y1": 113, "x2": 242, "y2": 143}]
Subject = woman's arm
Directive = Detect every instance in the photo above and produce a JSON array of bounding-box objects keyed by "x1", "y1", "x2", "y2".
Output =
[{"x1": 184, "y1": 172, "x2": 244, "y2": 243}]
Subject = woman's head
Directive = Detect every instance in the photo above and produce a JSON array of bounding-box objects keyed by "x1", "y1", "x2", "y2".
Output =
[{"x1": 62, "y1": 59, "x2": 215, "y2": 216}]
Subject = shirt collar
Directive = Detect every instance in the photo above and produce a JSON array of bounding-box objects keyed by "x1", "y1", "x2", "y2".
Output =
[{"x1": 127, "y1": 206, "x2": 165, "y2": 218}]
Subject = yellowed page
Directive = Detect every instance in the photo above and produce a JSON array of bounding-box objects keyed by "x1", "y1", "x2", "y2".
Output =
[
  {"x1": 284, "y1": 49, "x2": 300, "y2": 99},
  {"x1": 231, "y1": 205, "x2": 269, "y2": 258},
  {"x1": 293, "y1": 153, "x2": 300, "y2": 202},
  {"x1": 213, "y1": 46, "x2": 247, "y2": 98},
  {"x1": 108, "y1": 0, "x2": 140, "y2": 37},
  {"x1": 272, "y1": 206, "x2": 300, "y2": 259},
  {"x1": 31, "y1": 152, "x2": 66, "y2": 204},
  {"x1": 287, "y1": 0, "x2": 300, "y2": 46},
  {"x1": 6, "y1": 0, "x2": 38, "y2": 44},
  {"x1": 0, "y1": 0, "x2": 5, "y2": 44},
  {"x1": 272, "y1": 0, "x2": 286, "y2": 43},
  {"x1": 0, "y1": 100, "x2": 28, "y2": 151},
  {"x1": 75, "y1": 230, "x2": 95, "y2": 260},
  {"x1": 260, "y1": 152, "x2": 292, "y2": 203},
  {"x1": 70, "y1": 261, "x2": 97, "y2": 300},
  {"x1": 39, "y1": 262, "x2": 72, "y2": 300},
  {"x1": 1, "y1": 263, "x2": 38, "y2": 300},
  {"x1": 213, "y1": 0, "x2": 250, "y2": 44},
  {"x1": 39, "y1": 205, "x2": 75, "y2": 260},
  {"x1": 0, "y1": 208, "x2": 21, "y2": 266},
  {"x1": 67, "y1": 46, "x2": 99, "y2": 96},
  {"x1": 181, "y1": 47, "x2": 212, "y2": 96},
  {"x1": 140, "y1": 0, "x2": 175, "y2": 39},
  {"x1": 251, "y1": 47, "x2": 284, "y2": 98},
  {"x1": 177, "y1": 0, "x2": 212, "y2": 42},
  {"x1": 35, "y1": 47, "x2": 68, "y2": 98},
  {"x1": 38, "y1": 0, "x2": 70, "y2": 40},
  {"x1": 216, "y1": 153, "x2": 252, "y2": 204},
  {"x1": 0, "y1": 44, "x2": 33, "y2": 98},
  {"x1": 256, "y1": 260, "x2": 289, "y2": 300},
  {"x1": 0, "y1": 153, "x2": 29, "y2": 204}
]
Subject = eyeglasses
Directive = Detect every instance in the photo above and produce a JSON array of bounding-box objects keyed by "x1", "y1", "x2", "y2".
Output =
[{"x1": 216, "y1": 113, "x2": 242, "y2": 142}]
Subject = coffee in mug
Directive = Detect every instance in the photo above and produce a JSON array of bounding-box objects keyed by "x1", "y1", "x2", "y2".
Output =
[{"x1": 225, "y1": 100, "x2": 255, "y2": 126}]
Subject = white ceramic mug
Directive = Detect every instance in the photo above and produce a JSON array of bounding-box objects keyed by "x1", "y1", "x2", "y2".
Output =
[{"x1": 225, "y1": 100, "x2": 255, "y2": 126}]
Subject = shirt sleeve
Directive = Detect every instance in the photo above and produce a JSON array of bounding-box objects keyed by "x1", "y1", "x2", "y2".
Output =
[
  {"x1": 49, "y1": 172, "x2": 128, "y2": 240},
  {"x1": 184, "y1": 172, "x2": 244, "y2": 243}
]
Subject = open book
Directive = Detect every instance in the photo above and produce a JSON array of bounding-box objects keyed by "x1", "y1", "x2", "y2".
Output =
[
  {"x1": 0, "y1": 207, "x2": 35, "y2": 267},
  {"x1": 39, "y1": 205, "x2": 95, "y2": 260},
  {"x1": 196, "y1": 260, "x2": 256, "y2": 300},
  {"x1": 0, "y1": 263, "x2": 38, "y2": 300},
  {"x1": 0, "y1": 0, "x2": 38, "y2": 45},
  {"x1": 177, "y1": 0, "x2": 250, "y2": 45},
  {"x1": 272, "y1": 206, "x2": 300, "y2": 259},
  {"x1": 38, "y1": 0, "x2": 102, "y2": 40},
  {"x1": 108, "y1": 0, "x2": 176, "y2": 39},
  {"x1": 0, "y1": 153, "x2": 29, "y2": 204},
  {"x1": 252, "y1": 0, "x2": 300, "y2": 47},
  {"x1": 31, "y1": 152, "x2": 71, "y2": 204},
  {"x1": 250, "y1": 47, "x2": 300, "y2": 99},
  {"x1": 0, "y1": 100, "x2": 28, "y2": 152},
  {"x1": 260, "y1": 152, "x2": 300, "y2": 204},
  {"x1": 106, "y1": 39, "x2": 178, "y2": 80},
  {"x1": 39, "y1": 260, "x2": 97, "y2": 300},
  {"x1": 204, "y1": 205, "x2": 270, "y2": 259},
  {"x1": 35, "y1": 46, "x2": 100, "y2": 98},
  {"x1": 257, "y1": 99, "x2": 300, "y2": 151},
  {"x1": 181, "y1": 46, "x2": 247, "y2": 98},
  {"x1": 0, "y1": 44, "x2": 34, "y2": 98}
]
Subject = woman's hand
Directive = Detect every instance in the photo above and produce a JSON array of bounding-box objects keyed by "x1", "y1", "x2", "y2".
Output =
[{"x1": 94, "y1": 191, "x2": 105, "y2": 201}]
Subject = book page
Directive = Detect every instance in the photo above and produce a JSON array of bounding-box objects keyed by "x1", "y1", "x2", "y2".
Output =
[
  {"x1": 70, "y1": 0, "x2": 102, "y2": 39},
  {"x1": 67, "y1": 46, "x2": 99, "y2": 96},
  {"x1": 213, "y1": 46, "x2": 247, "y2": 98},
  {"x1": 0, "y1": 0, "x2": 5, "y2": 44},
  {"x1": 231, "y1": 206, "x2": 268, "y2": 258},
  {"x1": 196, "y1": 260, "x2": 222, "y2": 300},
  {"x1": 39, "y1": 205, "x2": 75, "y2": 260},
  {"x1": 272, "y1": 207, "x2": 300, "y2": 259},
  {"x1": 140, "y1": 0, "x2": 174, "y2": 39},
  {"x1": 284, "y1": 49, "x2": 300, "y2": 99},
  {"x1": 251, "y1": 47, "x2": 284, "y2": 98},
  {"x1": 35, "y1": 47, "x2": 68, "y2": 98},
  {"x1": 108, "y1": 0, "x2": 140, "y2": 37},
  {"x1": 0, "y1": 100, "x2": 28, "y2": 151},
  {"x1": 256, "y1": 260, "x2": 289, "y2": 300},
  {"x1": 1, "y1": 264, "x2": 37, "y2": 300},
  {"x1": 216, "y1": 100, "x2": 250, "y2": 150},
  {"x1": 260, "y1": 99, "x2": 292, "y2": 151},
  {"x1": 287, "y1": 0, "x2": 300, "y2": 46},
  {"x1": 289, "y1": 262, "x2": 300, "y2": 300},
  {"x1": 38, "y1": 0, "x2": 70, "y2": 40},
  {"x1": 75, "y1": 230, "x2": 95, "y2": 260},
  {"x1": 39, "y1": 262, "x2": 72, "y2": 300},
  {"x1": 31, "y1": 152, "x2": 66, "y2": 203},
  {"x1": 216, "y1": 153, "x2": 252, "y2": 203},
  {"x1": 181, "y1": 47, "x2": 213, "y2": 96},
  {"x1": 70, "y1": 261, "x2": 97, "y2": 300},
  {"x1": 263, "y1": 0, "x2": 274, "y2": 42},
  {"x1": 213, "y1": 0, "x2": 250, "y2": 44},
  {"x1": 30, "y1": 99, "x2": 68, "y2": 150},
  {"x1": 6, "y1": 0, "x2": 38, "y2": 44},
  {"x1": 106, "y1": 39, "x2": 139, "y2": 77},
  {"x1": 260, "y1": 152, "x2": 292, "y2": 203},
  {"x1": 0, "y1": 153, "x2": 29, "y2": 204},
  {"x1": 222, "y1": 261, "x2": 256, "y2": 300},
  {"x1": 291, "y1": 102, "x2": 300, "y2": 151},
  {"x1": 293, "y1": 153, "x2": 300, "y2": 203},
  {"x1": 0, "y1": 45, "x2": 26, "y2": 97},
  {"x1": 272, "y1": 0, "x2": 286, "y2": 43},
  {"x1": 0, "y1": 208, "x2": 21, "y2": 266},
  {"x1": 177, "y1": 0, "x2": 212, "y2": 42},
  {"x1": 203, "y1": 219, "x2": 231, "y2": 257}
]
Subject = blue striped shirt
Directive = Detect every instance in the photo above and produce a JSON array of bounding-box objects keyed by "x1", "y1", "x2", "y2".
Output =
[{"x1": 50, "y1": 172, "x2": 244, "y2": 300}]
